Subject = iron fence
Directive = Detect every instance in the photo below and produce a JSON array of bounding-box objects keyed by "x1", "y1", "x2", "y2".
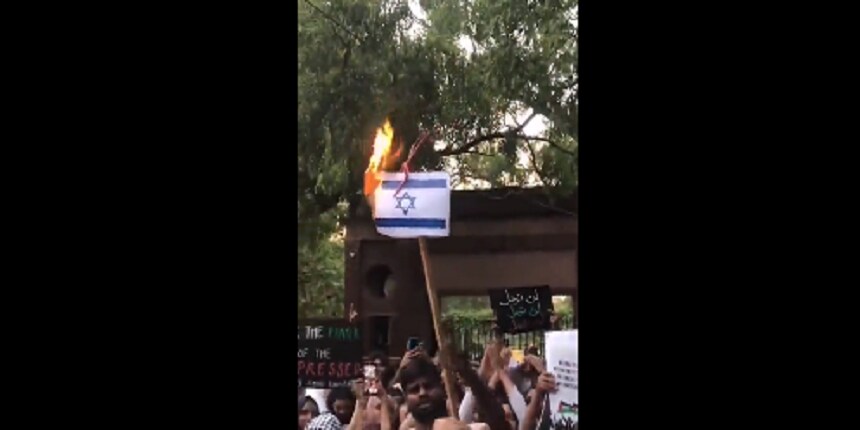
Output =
[{"x1": 443, "y1": 315, "x2": 574, "y2": 362}]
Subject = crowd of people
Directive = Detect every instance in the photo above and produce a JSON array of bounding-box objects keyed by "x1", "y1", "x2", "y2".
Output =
[{"x1": 298, "y1": 341, "x2": 575, "y2": 430}]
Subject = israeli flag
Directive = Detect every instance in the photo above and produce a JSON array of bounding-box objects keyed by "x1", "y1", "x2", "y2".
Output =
[{"x1": 372, "y1": 171, "x2": 450, "y2": 238}]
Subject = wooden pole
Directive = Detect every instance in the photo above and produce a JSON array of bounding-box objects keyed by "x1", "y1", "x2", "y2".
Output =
[{"x1": 418, "y1": 237, "x2": 460, "y2": 418}]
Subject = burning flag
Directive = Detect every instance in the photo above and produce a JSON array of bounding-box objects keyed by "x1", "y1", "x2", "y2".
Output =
[
  {"x1": 363, "y1": 119, "x2": 450, "y2": 238},
  {"x1": 364, "y1": 119, "x2": 396, "y2": 198}
]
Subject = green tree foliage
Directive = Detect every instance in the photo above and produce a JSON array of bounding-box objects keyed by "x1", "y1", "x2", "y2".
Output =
[
  {"x1": 298, "y1": 0, "x2": 577, "y2": 317},
  {"x1": 298, "y1": 202, "x2": 347, "y2": 318}
]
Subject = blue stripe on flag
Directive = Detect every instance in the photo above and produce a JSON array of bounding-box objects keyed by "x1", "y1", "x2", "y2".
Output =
[
  {"x1": 374, "y1": 218, "x2": 447, "y2": 229},
  {"x1": 380, "y1": 179, "x2": 448, "y2": 189}
]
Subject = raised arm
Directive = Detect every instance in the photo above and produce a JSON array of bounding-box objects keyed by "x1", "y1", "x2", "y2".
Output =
[
  {"x1": 521, "y1": 373, "x2": 555, "y2": 430},
  {"x1": 462, "y1": 369, "x2": 501, "y2": 423},
  {"x1": 378, "y1": 386, "x2": 396, "y2": 430},
  {"x1": 452, "y1": 355, "x2": 508, "y2": 430},
  {"x1": 349, "y1": 380, "x2": 368, "y2": 430},
  {"x1": 496, "y1": 370, "x2": 527, "y2": 430}
]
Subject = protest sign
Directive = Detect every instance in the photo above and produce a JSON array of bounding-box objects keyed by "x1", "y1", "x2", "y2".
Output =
[
  {"x1": 545, "y1": 330, "x2": 578, "y2": 427},
  {"x1": 489, "y1": 286, "x2": 554, "y2": 334},
  {"x1": 297, "y1": 320, "x2": 363, "y2": 388}
]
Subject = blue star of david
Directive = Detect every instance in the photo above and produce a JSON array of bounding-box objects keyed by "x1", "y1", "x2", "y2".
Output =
[{"x1": 394, "y1": 192, "x2": 417, "y2": 215}]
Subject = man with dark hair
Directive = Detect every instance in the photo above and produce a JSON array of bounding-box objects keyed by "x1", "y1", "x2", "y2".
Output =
[
  {"x1": 400, "y1": 358, "x2": 448, "y2": 429},
  {"x1": 308, "y1": 386, "x2": 356, "y2": 430}
]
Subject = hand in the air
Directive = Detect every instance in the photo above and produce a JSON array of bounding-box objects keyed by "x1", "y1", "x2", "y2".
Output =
[
  {"x1": 492, "y1": 345, "x2": 510, "y2": 371},
  {"x1": 478, "y1": 343, "x2": 496, "y2": 381},
  {"x1": 535, "y1": 372, "x2": 557, "y2": 394},
  {"x1": 499, "y1": 347, "x2": 512, "y2": 364},
  {"x1": 523, "y1": 354, "x2": 546, "y2": 373},
  {"x1": 399, "y1": 348, "x2": 429, "y2": 369},
  {"x1": 354, "y1": 379, "x2": 370, "y2": 406}
]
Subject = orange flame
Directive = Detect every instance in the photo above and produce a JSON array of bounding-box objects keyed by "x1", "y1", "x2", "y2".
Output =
[
  {"x1": 368, "y1": 119, "x2": 395, "y2": 173},
  {"x1": 364, "y1": 119, "x2": 396, "y2": 198}
]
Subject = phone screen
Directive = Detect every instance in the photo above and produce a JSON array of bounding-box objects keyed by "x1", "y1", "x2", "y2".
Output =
[
  {"x1": 363, "y1": 365, "x2": 376, "y2": 380},
  {"x1": 363, "y1": 365, "x2": 378, "y2": 395},
  {"x1": 407, "y1": 337, "x2": 420, "y2": 351}
]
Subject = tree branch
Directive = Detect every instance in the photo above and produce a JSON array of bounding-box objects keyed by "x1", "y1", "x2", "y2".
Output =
[
  {"x1": 438, "y1": 132, "x2": 576, "y2": 157},
  {"x1": 516, "y1": 111, "x2": 539, "y2": 131},
  {"x1": 522, "y1": 136, "x2": 577, "y2": 157},
  {"x1": 302, "y1": 0, "x2": 362, "y2": 43},
  {"x1": 438, "y1": 111, "x2": 539, "y2": 156},
  {"x1": 438, "y1": 132, "x2": 507, "y2": 156},
  {"x1": 525, "y1": 141, "x2": 548, "y2": 186}
]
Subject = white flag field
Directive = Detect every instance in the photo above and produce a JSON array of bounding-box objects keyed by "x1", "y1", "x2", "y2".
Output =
[
  {"x1": 370, "y1": 171, "x2": 450, "y2": 238},
  {"x1": 546, "y1": 329, "x2": 578, "y2": 427}
]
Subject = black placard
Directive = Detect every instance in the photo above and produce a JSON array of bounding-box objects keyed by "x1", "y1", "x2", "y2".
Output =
[
  {"x1": 489, "y1": 286, "x2": 554, "y2": 334},
  {"x1": 297, "y1": 320, "x2": 363, "y2": 388}
]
